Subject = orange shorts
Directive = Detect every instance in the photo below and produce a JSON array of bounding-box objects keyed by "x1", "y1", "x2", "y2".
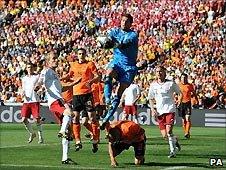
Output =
[
  {"x1": 157, "y1": 112, "x2": 175, "y2": 130},
  {"x1": 50, "y1": 99, "x2": 65, "y2": 124},
  {"x1": 123, "y1": 105, "x2": 138, "y2": 115}
]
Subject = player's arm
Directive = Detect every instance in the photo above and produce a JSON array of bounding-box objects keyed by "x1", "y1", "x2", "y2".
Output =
[
  {"x1": 20, "y1": 78, "x2": 28, "y2": 100},
  {"x1": 119, "y1": 92, "x2": 125, "y2": 107},
  {"x1": 133, "y1": 87, "x2": 141, "y2": 105},
  {"x1": 86, "y1": 63, "x2": 101, "y2": 87},
  {"x1": 108, "y1": 142, "x2": 118, "y2": 167},
  {"x1": 61, "y1": 78, "x2": 82, "y2": 92},
  {"x1": 60, "y1": 73, "x2": 71, "y2": 81},
  {"x1": 149, "y1": 98, "x2": 158, "y2": 117},
  {"x1": 173, "y1": 82, "x2": 183, "y2": 106},
  {"x1": 108, "y1": 29, "x2": 138, "y2": 49},
  {"x1": 34, "y1": 71, "x2": 47, "y2": 95},
  {"x1": 148, "y1": 86, "x2": 158, "y2": 117},
  {"x1": 191, "y1": 85, "x2": 199, "y2": 103}
]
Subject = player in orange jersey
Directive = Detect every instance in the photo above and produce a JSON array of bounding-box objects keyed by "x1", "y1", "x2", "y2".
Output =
[
  {"x1": 107, "y1": 120, "x2": 146, "y2": 167},
  {"x1": 82, "y1": 80, "x2": 105, "y2": 141},
  {"x1": 178, "y1": 73, "x2": 198, "y2": 139},
  {"x1": 69, "y1": 48, "x2": 101, "y2": 153}
]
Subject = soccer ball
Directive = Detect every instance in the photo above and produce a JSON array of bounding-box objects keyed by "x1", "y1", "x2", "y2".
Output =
[{"x1": 96, "y1": 35, "x2": 115, "y2": 49}]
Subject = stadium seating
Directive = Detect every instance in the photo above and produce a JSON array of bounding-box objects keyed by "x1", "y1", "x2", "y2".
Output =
[{"x1": 0, "y1": 0, "x2": 225, "y2": 109}]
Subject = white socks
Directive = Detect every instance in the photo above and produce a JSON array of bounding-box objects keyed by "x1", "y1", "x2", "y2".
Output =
[
  {"x1": 24, "y1": 122, "x2": 33, "y2": 134},
  {"x1": 37, "y1": 123, "x2": 43, "y2": 140},
  {"x1": 60, "y1": 115, "x2": 71, "y2": 133},
  {"x1": 62, "y1": 138, "x2": 69, "y2": 161},
  {"x1": 168, "y1": 134, "x2": 176, "y2": 153}
]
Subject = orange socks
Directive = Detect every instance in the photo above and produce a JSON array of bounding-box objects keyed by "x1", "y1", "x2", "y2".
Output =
[
  {"x1": 72, "y1": 123, "x2": 81, "y2": 143},
  {"x1": 91, "y1": 122, "x2": 100, "y2": 142},
  {"x1": 182, "y1": 120, "x2": 186, "y2": 134},
  {"x1": 185, "y1": 121, "x2": 191, "y2": 134}
]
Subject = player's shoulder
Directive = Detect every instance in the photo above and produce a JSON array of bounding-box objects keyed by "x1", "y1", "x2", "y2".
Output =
[
  {"x1": 70, "y1": 61, "x2": 79, "y2": 66},
  {"x1": 149, "y1": 80, "x2": 158, "y2": 86},
  {"x1": 87, "y1": 61, "x2": 97, "y2": 68},
  {"x1": 22, "y1": 75, "x2": 28, "y2": 81},
  {"x1": 131, "y1": 83, "x2": 139, "y2": 88}
]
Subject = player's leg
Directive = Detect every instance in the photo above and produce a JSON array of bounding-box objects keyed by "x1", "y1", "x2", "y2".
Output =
[
  {"x1": 31, "y1": 102, "x2": 44, "y2": 143},
  {"x1": 132, "y1": 105, "x2": 139, "y2": 124},
  {"x1": 121, "y1": 106, "x2": 129, "y2": 120},
  {"x1": 71, "y1": 95, "x2": 82, "y2": 151},
  {"x1": 72, "y1": 111, "x2": 82, "y2": 151},
  {"x1": 81, "y1": 110, "x2": 93, "y2": 139},
  {"x1": 182, "y1": 116, "x2": 186, "y2": 135},
  {"x1": 157, "y1": 115, "x2": 167, "y2": 139},
  {"x1": 184, "y1": 102, "x2": 192, "y2": 138},
  {"x1": 102, "y1": 83, "x2": 128, "y2": 126},
  {"x1": 59, "y1": 104, "x2": 73, "y2": 136},
  {"x1": 180, "y1": 103, "x2": 187, "y2": 135},
  {"x1": 134, "y1": 139, "x2": 146, "y2": 165},
  {"x1": 102, "y1": 67, "x2": 135, "y2": 129},
  {"x1": 103, "y1": 68, "x2": 117, "y2": 105},
  {"x1": 85, "y1": 94, "x2": 100, "y2": 153},
  {"x1": 95, "y1": 105, "x2": 103, "y2": 141},
  {"x1": 165, "y1": 113, "x2": 179, "y2": 158},
  {"x1": 49, "y1": 100, "x2": 73, "y2": 162},
  {"x1": 21, "y1": 103, "x2": 36, "y2": 143},
  {"x1": 88, "y1": 111, "x2": 99, "y2": 153}
]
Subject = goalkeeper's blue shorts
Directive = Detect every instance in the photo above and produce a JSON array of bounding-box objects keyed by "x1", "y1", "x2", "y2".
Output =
[{"x1": 107, "y1": 61, "x2": 137, "y2": 84}]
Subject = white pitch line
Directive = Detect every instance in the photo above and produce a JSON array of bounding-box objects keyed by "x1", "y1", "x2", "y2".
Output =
[
  {"x1": 163, "y1": 166, "x2": 189, "y2": 170},
  {"x1": 0, "y1": 164, "x2": 106, "y2": 170},
  {"x1": 0, "y1": 143, "x2": 58, "y2": 149}
]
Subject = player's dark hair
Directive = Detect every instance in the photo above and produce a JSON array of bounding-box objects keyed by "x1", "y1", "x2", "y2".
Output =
[
  {"x1": 122, "y1": 13, "x2": 133, "y2": 23},
  {"x1": 77, "y1": 48, "x2": 86, "y2": 53},
  {"x1": 26, "y1": 63, "x2": 37, "y2": 68},
  {"x1": 181, "y1": 73, "x2": 188, "y2": 78},
  {"x1": 109, "y1": 127, "x2": 121, "y2": 141},
  {"x1": 156, "y1": 65, "x2": 166, "y2": 72}
]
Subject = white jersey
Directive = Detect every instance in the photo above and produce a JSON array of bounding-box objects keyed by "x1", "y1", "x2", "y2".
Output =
[
  {"x1": 123, "y1": 84, "x2": 141, "y2": 106},
  {"x1": 148, "y1": 80, "x2": 180, "y2": 116},
  {"x1": 22, "y1": 75, "x2": 40, "y2": 103},
  {"x1": 38, "y1": 68, "x2": 63, "y2": 106}
]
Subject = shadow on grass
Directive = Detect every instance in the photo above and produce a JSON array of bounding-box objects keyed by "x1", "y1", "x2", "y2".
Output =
[{"x1": 124, "y1": 162, "x2": 211, "y2": 168}]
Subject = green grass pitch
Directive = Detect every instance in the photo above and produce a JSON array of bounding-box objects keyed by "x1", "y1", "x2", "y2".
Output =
[{"x1": 0, "y1": 123, "x2": 225, "y2": 170}]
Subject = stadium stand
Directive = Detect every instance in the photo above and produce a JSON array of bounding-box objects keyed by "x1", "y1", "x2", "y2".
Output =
[{"x1": 0, "y1": 0, "x2": 225, "y2": 109}]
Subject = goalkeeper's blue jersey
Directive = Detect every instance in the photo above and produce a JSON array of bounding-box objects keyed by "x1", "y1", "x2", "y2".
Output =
[{"x1": 108, "y1": 28, "x2": 138, "y2": 66}]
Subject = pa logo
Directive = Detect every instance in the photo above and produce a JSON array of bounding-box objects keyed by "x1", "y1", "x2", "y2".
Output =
[{"x1": 209, "y1": 158, "x2": 223, "y2": 166}]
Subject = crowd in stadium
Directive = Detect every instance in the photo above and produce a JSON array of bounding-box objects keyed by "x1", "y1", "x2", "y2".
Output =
[{"x1": 0, "y1": 0, "x2": 225, "y2": 109}]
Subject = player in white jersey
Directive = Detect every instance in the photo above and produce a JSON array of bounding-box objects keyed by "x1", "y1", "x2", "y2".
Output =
[
  {"x1": 21, "y1": 63, "x2": 44, "y2": 144},
  {"x1": 36, "y1": 52, "x2": 79, "y2": 164},
  {"x1": 148, "y1": 66, "x2": 182, "y2": 158},
  {"x1": 120, "y1": 83, "x2": 141, "y2": 124}
]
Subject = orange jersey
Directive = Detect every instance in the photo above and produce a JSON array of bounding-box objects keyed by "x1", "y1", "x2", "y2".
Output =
[
  {"x1": 61, "y1": 79, "x2": 73, "y2": 104},
  {"x1": 70, "y1": 61, "x2": 98, "y2": 95},
  {"x1": 92, "y1": 82, "x2": 104, "y2": 106},
  {"x1": 62, "y1": 87, "x2": 73, "y2": 104},
  {"x1": 110, "y1": 121, "x2": 145, "y2": 143},
  {"x1": 179, "y1": 83, "x2": 195, "y2": 103}
]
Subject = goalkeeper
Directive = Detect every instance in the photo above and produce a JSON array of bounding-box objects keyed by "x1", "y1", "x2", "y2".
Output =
[
  {"x1": 107, "y1": 120, "x2": 146, "y2": 167},
  {"x1": 100, "y1": 13, "x2": 139, "y2": 130}
]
